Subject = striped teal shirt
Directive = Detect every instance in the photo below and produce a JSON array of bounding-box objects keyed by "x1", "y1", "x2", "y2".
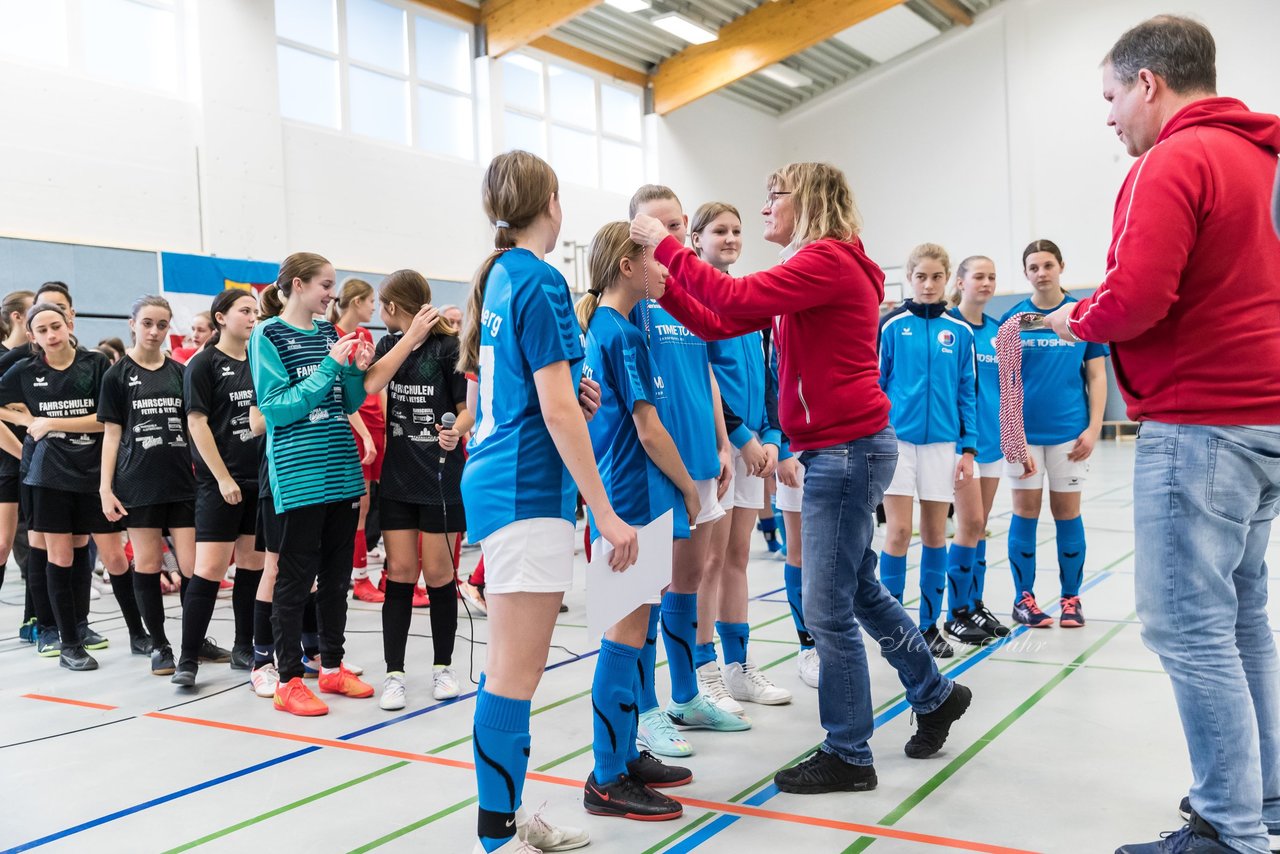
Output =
[{"x1": 250, "y1": 317, "x2": 366, "y2": 513}]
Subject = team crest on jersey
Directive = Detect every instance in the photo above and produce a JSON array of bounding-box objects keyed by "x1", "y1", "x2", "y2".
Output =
[
  {"x1": 307, "y1": 408, "x2": 329, "y2": 423},
  {"x1": 128, "y1": 374, "x2": 142, "y2": 387},
  {"x1": 936, "y1": 330, "x2": 956, "y2": 347},
  {"x1": 221, "y1": 366, "x2": 236, "y2": 376},
  {"x1": 33, "y1": 376, "x2": 47, "y2": 387}
]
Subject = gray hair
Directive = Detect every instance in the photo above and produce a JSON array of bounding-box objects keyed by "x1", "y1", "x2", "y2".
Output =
[{"x1": 1105, "y1": 15, "x2": 1216, "y2": 94}]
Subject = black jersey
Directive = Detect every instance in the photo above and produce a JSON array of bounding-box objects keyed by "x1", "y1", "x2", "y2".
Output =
[
  {"x1": 0, "y1": 347, "x2": 109, "y2": 493},
  {"x1": 184, "y1": 345, "x2": 261, "y2": 486},
  {"x1": 97, "y1": 354, "x2": 195, "y2": 507},
  {"x1": 0, "y1": 342, "x2": 34, "y2": 476},
  {"x1": 375, "y1": 333, "x2": 467, "y2": 505}
]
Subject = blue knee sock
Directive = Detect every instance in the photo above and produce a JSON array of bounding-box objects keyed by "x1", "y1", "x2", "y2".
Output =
[
  {"x1": 660, "y1": 592, "x2": 698, "y2": 704},
  {"x1": 637, "y1": 606, "x2": 660, "y2": 713},
  {"x1": 694, "y1": 642, "x2": 716, "y2": 669},
  {"x1": 474, "y1": 687, "x2": 532, "y2": 852},
  {"x1": 591, "y1": 639, "x2": 642, "y2": 783},
  {"x1": 974, "y1": 539, "x2": 988, "y2": 602},
  {"x1": 919, "y1": 545, "x2": 947, "y2": 629},
  {"x1": 945, "y1": 543, "x2": 977, "y2": 620},
  {"x1": 1055, "y1": 516, "x2": 1086, "y2": 598},
  {"x1": 784, "y1": 563, "x2": 813, "y2": 649},
  {"x1": 1008, "y1": 514, "x2": 1039, "y2": 601},
  {"x1": 880, "y1": 552, "x2": 908, "y2": 602},
  {"x1": 715, "y1": 621, "x2": 749, "y2": 666}
]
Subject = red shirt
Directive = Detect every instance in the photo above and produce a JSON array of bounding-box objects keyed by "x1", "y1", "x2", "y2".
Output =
[
  {"x1": 1068, "y1": 98, "x2": 1280, "y2": 424},
  {"x1": 335, "y1": 325, "x2": 385, "y2": 432}
]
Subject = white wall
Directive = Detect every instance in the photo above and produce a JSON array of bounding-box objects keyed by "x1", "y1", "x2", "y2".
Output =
[{"x1": 779, "y1": 0, "x2": 1280, "y2": 293}]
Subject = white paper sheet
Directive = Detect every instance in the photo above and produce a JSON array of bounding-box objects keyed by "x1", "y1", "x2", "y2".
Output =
[{"x1": 587, "y1": 510, "x2": 674, "y2": 640}]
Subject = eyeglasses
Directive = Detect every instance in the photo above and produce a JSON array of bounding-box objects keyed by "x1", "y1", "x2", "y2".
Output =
[{"x1": 764, "y1": 190, "x2": 792, "y2": 208}]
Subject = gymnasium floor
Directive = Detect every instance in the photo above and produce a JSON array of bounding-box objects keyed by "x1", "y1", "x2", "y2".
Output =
[{"x1": 0, "y1": 441, "x2": 1237, "y2": 853}]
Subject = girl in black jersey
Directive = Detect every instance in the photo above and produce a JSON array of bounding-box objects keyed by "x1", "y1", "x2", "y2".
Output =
[
  {"x1": 173, "y1": 289, "x2": 267, "y2": 687},
  {"x1": 0, "y1": 290, "x2": 34, "y2": 603},
  {"x1": 99, "y1": 295, "x2": 203, "y2": 677},
  {"x1": 0, "y1": 303, "x2": 111, "y2": 671}
]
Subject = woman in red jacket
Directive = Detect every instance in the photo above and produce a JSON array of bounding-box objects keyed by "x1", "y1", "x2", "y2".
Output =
[{"x1": 631, "y1": 161, "x2": 972, "y2": 795}]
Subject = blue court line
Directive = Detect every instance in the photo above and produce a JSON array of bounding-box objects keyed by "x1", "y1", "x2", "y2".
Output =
[
  {"x1": 666, "y1": 569, "x2": 1117, "y2": 853},
  {"x1": 3, "y1": 648, "x2": 601, "y2": 853}
]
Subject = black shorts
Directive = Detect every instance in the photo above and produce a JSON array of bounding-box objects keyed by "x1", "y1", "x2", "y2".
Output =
[
  {"x1": 0, "y1": 471, "x2": 19, "y2": 504},
  {"x1": 29, "y1": 486, "x2": 112, "y2": 536},
  {"x1": 256, "y1": 490, "x2": 284, "y2": 554},
  {"x1": 379, "y1": 495, "x2": 466, "y2": 535},
  {"x1": 195, "y1": 478, "x2": 259, "y2": 543},
  {"x1": 124, "y1": 499, "x2": 196, "y2": 531}
]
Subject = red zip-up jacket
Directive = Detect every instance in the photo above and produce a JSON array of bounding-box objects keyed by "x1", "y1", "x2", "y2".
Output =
[
  {"x1": 655, "y1": 235, "x2": 891, "y2": 451},
  {"x1": 1067, "y1": 97, "x2": 1280, "y2": 424}
]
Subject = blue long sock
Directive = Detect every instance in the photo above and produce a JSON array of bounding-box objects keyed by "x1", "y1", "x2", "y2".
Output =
[
  {"x1": 694, "y1": 642, "x2": 716, "y2": 669},
  {"x1": 1008, "y1": 514, "x2": 1038, "y2": 601},
  {"x1": 591, "y1": 639, "x2": 642, "y2": 783},
  {"x1": 945, "y1": 543, "x2": 977, "y2": 620},
  {"x1": 1056, "y1": 516, "x2": 1086, "y2": 598},
  {"x1": 473, "y1": 687, "x2": 531, "y2": 852},
  {"x1": 974, "y1": 539, "x2": 989, "y2": 601},
  {"x1": 660, "y1": 592, "x2": 698, "y2": 703},
  {"x1": 715, "y1": 621, "x2": 749, "y2": 666},
  {"x1": 784, "y1": 563, "x2": 814, "y2": 648},
  {"x1": 637, "y1": 606, "x2": 659, "y2": 712},
  {"x1": 880, "y1": 552, "x2": 908, "y2": 602},
  {"x1": 919, "y1": 545, "x2": 947, "y2": 628}
]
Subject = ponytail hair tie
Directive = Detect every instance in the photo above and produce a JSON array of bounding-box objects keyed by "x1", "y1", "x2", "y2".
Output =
[
  {"x1": 494, "y1": 220, "x2": 510, "y2": 229},
  {"x1": 587, "y1": 288, "x2": 603, "y2": 298}
]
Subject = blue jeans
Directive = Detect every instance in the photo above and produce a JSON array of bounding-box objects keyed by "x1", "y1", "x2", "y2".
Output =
[
  {"x1": 1135, "y1": 423, "x2": 1280, "y2": 854},
  {"x1": 800, "y1": 428, "x2": 953, "y2": 766}
]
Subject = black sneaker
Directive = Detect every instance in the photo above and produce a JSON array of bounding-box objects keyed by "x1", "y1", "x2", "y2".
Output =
[
  {"x1": 583, "y1": 771, "x2": 682, "y2": 820},
  {"x1": 971, "y1": 601, "x2": 1011, "y2": 638},
  {"x1": 230, "y1": 643, "x2": 253, "y2": 671},
  {"x1": 171, "y1": 659, "x2": 198, "y2": 687},
  {"x1": 60, "y1": 645, "x2": 99, "y2": 671},
  {"x1": 78, "y1": 621, "x2": 109, "y2": 650},
  {"x1": 920, "y1": 625, "x2": 954, "y2": 659},
  {"x1": 943, "y1": 609, "x2": 991, "y2": 645},
  {"x1": 198, "y1": 637, "x2": 232, "y2": 663},
  {"x1": 36, "y1": 627, "x2": 62, "y2": 658},
  {"x1": 905, "y1": 683, "x2": 972, "y2": 758},
  {"x1": 151, "y1": 645, "x2": 177, "y2": 676},
  {"x1": 774, "y1": 749, "x2": 877, "y2": 794},
  {"x1": 627, "y1": 750, "x2": 692, "y2": 788},
  {"x1": 1116, "y1": 812, "x2": 1233, "y2": 853},
  {"x1": 130, "y1": 633, "x2": 154, "y2": 656},
  {"x1": 1178, "y1": 796, "x2": 1192, "y2": 822}
]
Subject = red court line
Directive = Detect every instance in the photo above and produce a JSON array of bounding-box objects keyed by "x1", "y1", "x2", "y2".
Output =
[{"x1": 22, "y1": 693, "x2": 119, "y2": 711}]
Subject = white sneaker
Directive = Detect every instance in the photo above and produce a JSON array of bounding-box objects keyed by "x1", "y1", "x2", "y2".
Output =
[
  {"x1": 432, "y1": 666, "x2": 460, "y2": 700},
  {"x1": 636, "y1": 707, "x2": 692, "y2": 756},
  {"x1": 346, "y1": 659, "x2": 364, "y2": 676},
  {"x1": 517, "y1": 803, "x2": 589, "y2": 851},
  {"x1": 250, "y1": 663, "x2": 279, "y2": 698},
  {"x1": 460, "y1": 580, "x2": 488, "y2": 617},
  {"x1": 380, "y1": 673, "x2": 406, "y2": 710},
  {"x1": 471, "y1": 837, "x2": 542, "y2": 853},
  {"x1": 696, "y1": 661, "x2": 746, "y2": 717},
  {"x1": 797, "y1": 647, "x2": 820, "y2": 689},
  {"x1": 89, "y1": 585, "x2": 102, "y2": 600},
  {"x1": 724, "y1": 660, "x2": 793, "y2": 705}
]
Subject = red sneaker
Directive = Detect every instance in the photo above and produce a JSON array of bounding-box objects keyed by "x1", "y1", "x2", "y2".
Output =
[
  {"x1": 1058, "y1": 596, "x2": 1085, "y2": 628},
  {"x1": 412, "y1": 585, "x2": 429, "y2": 608},
  {"x1": 318, "y1": 664, "x2": 375, "y2": 698},
  {"x1": 274, "y1": 677, "x2": 329, "y2": 716},
  {"x1": 351, "y1": 576, "x2": 385, "y2": 603}
]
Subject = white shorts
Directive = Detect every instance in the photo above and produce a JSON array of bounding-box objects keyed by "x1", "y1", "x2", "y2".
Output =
[
  {"x1": 694, "y1": 477, "x2": 727, "y2": 525},
  {"x1": 1003, "y1": 441, "x2": 1088, "y2": 493},
  {"x1": 885, "y1": 441, "x2": 956, "y2": 503},
  {"x1": 774, "y1": 461, "x2": 804, "y2": 513},
  {"x1": 976, "y1": 460, "x2": 1004, "y2": 479},
  {"x1": 480, "y1": 518, "x2": 576, "y2": 594},
  {"x1": 719, "y1": 446, "x2": 766, "y2": 511}
]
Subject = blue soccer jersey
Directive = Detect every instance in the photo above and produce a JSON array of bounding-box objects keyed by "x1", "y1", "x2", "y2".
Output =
[
  {"x1": 585, "y1": 307, "x2": 688, "y2": 540},
  {"x1": 461, "y1": 249, "x2": 585, "y2": 542},
  {"x1": 629, "y1": 300, "x2": 719, "y2": 481},
  {"x1": 1000, "y1": 296, "x2": 1109, "y2": 446},
  {"x1": 949, "y1": 308, "x2": 1002, "y2": 464}
]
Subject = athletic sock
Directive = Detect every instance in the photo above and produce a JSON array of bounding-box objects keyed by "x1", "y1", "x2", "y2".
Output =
[
  {"x1": 72, "y1": 545, "x2": 92, "y2": 625},
  {"x1": 46, "y1": 562, "x2": 78, "y2": 646},
  {"x1": 715, "y1": 620, "x2": 749, "y2": 666},
  {"x1": 783, "y1": 563, "x2": 814, "y2": 648},
  {"x1": 694, "y1": 642, "x2": 716, "y2": 669},
  {"x1": 133, "y1": 571, "x2": 169, "y2": 647},
  {"x1": 179, "y1": 573, "x2": 190, "y2": 606},
  {"x1": 23, "y1": 573, "x2": 34, "y2": 623},
  {"x1": 180, "y1": 575, "x2": 220, "y2": 663},
  {"x1": 974, "y1": 539, "x2": 989, "y2": 601},
  {"x1": 231, "y1": 568, "x2": 262, "y2": 647},
  {"x1": 427, "y1": 582, "x2": 458, "y2": 667},
  {"x1": 108, "y1": 567, "x2": 146, "y2": 639},
  {"x1": 660, "y1": 592, "x2": 698, "y2": 704},
  {"x1": 918, "y1": 545, "x2": 947, "y2": 629},
  {"x1": 945, "y1": 543, "x2": 977, "y2": 620},
  {"x1": 636, "y1": 606, "x2": 659, "y2": 712},
  {"x1": 1055, "y1": 516, "x2": 1086, "y2": 598},
  {"x1": 352, "y1": 536, "x2": 368, "y2": 579},
  {"x1": 474, "y1": 688, "x2": 532, "y2": 852},
  {"x1": 381, "y1": 580, "x2": 414, "y2": 673},
  {"x1": 27, "y1": 548, "x2": 52, "y2": 629},
  {"x1": 1008, "y1": 514, "x2": 1038, "y2": 599},
  {"x1": 253, "y1": 599, "x2": 274, "y2": 667},
  {"x1": 591, "y1": 638, "x2": 641, "y2": 783},
  {"x1": 301, "y1": 591, "x2": 320, "y2": 659},
  {"x1": 879, "y1": 551, "x2": 908, "y2": 603}
]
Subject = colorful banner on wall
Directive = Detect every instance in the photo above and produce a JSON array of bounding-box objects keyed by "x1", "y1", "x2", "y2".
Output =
[{"x1": 160, "y1": 251, "x2": 279, "y2": 336}]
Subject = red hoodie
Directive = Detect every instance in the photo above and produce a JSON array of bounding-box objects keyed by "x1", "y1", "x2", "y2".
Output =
[
  {"x1": 655, "y1": 235, "x2": 891, "y2": 451},
  {"x1": 1068, "y1": 97, "x2": 1280, "y2": 424}
]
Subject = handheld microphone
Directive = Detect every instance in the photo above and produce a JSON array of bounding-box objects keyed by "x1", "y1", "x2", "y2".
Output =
[{"x1": 438, "y1": 411, "x2": 456, "y2": 466}]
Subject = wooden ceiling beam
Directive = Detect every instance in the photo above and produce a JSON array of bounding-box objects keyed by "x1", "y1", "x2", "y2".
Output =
[
  {"x1": 409, "y1": 0, "x2": 480, "y2": 25},
  {"x1": 527, "y1": 37, "x2": 649, "y2": 87},
  {"x1": 482, "y1": 0, "x2": 604, "y2": 58},
  {"x1": 924, "y1": 0, "x2": 974, "y2": 27}
]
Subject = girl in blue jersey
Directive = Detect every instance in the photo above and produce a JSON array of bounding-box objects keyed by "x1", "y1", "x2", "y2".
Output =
[
  {"x1": 878, "y1": 243, "x2": 981, "y2": 659},
  {"x1": 1000, "y1": 239, "x2": 1108, "y2": 630},
  {"x1": 251, "y1": 252, "x2": 376, "y2": 717},
  {"x1": 626, "y1": 186, "x2": 748, "y2": 758},
  {"x1": 945, "y1": 257, "x2": 1011, "y2": 641},
  {"x1": 459, "y1": 151, "x2": 637, "y2": 854},
  {"x1": 575, "y1": 220, "x2": 703, "y2": 821}
]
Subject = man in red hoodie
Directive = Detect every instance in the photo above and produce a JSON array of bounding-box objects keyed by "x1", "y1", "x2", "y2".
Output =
[{"x1": 1045, "y1": 16, "x2": 1280, "y2": 854}]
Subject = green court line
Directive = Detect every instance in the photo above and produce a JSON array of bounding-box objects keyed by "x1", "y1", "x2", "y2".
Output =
[
  {"x1": 991, "y1": 656, "x2": 1165, "y2": 676},
  {"x1": 347, "y1": 794, "x2": 479, "y2": 854}
]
